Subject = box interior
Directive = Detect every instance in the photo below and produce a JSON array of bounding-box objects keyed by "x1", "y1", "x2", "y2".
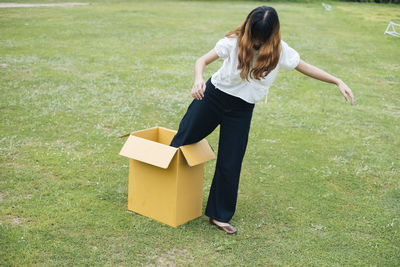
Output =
[{"x1": 132, "y1": 127, "x2": 176, "y2": 146}]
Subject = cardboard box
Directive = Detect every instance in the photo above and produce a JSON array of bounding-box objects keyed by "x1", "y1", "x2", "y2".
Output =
[{"x1": 119, "y1": 126, "x2": 216, "y2": 227}]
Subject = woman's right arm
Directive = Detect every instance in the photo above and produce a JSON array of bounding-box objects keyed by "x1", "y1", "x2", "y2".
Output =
[{"x1": 192, "y1": 49, "x2": 220, "y2": 100}]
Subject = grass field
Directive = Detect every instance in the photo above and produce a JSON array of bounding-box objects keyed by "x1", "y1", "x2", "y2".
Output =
[{"x1": 1, "y1": 0, "x2": 399, "y2": 265}]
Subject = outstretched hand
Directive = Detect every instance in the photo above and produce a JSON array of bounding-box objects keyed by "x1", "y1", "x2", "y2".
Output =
[
  {"x1": 192, "y1": 79, "x2": 206, "y2": 100},
  {"x1": 337, "y1": 80, "x2": 354, "y2": 105}
]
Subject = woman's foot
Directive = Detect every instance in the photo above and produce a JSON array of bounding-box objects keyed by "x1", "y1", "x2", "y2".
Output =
[{"x1": 209, "y1": 218, "x2": 237, "y2": 234}]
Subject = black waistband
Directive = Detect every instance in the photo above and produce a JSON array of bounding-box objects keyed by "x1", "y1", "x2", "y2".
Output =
[{"x1": 206, "y1": 78, "x2": 255, "y2": 109}]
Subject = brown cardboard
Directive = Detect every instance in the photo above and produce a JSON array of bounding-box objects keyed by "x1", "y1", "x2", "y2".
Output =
[{"x1": 119, "y1": 126, "x2": 216, "y2": 227}]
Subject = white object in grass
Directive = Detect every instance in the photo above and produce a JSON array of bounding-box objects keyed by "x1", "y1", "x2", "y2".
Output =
[
  {"x1": 322, "y1": 3, "x2": 332, "y2": 12},
  {"x1": 384, "y1": 21, "x2": 400, "y2": 38}
]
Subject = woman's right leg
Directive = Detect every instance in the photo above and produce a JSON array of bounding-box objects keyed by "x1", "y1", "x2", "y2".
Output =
[{"x1": 170, "y1": 78, "x2": 223, "y2": 148}]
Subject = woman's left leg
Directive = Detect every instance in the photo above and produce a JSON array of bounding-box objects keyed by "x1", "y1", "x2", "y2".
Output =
[{"x1": 204, "y1": 106, "x2": 254, "y2": 223}]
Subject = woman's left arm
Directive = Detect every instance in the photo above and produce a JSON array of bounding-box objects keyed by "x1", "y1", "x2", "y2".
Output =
[{"x1": 295, "y1": 59, "x2": 354, "y2": 105}]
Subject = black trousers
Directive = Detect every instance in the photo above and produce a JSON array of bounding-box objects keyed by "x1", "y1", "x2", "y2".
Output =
[{"x1": 170, "y1": 77, "x2": 255, "y2": 223}]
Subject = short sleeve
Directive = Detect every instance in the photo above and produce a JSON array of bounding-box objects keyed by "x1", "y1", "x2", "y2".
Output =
[
  {"x1": 279, "y1": 40, "x2": 300, "y2": 70},
  {"x1": 214, "y1": 37, "x2": 233, "y2": 60}
]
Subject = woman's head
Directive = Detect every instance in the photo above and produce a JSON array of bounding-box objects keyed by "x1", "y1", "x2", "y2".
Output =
[{"x1": 226, "y1": 6, "x2": 281, "y2": 81}]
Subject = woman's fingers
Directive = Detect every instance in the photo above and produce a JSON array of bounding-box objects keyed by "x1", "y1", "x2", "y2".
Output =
[
  {"x1": 192, "y1": 90, "x2": 200, "y2": 100},
  {"x1": 191, "y1": 81, "x2": 206, "y2": 100},
  {"x1": 338, "y1": 81, "x2": 354, "y2": 106},
  {"x1": 195, "y1": 83, "x2": 205, "y2": 99},
  {"x1": 196, "y1": 91, "x2": 202, "y2": 100},
  {"x1": 192, "y1": 88, "x2": 202, "y2": 100},
  {"x1": 191, "y1": 88, "x2": 199, "y2": 99},
  {"x1": 195, "y1": 84, "x2": 202, "y2": 99},
  {"x1": 342, "y1": 91, "x2": 349, "y2": 102},
  {"x1": 340, "y1": 87, "x2": 348, "y2": 102},
  {"x1": 344, "y1": 88, "x2": 354, "y2": 106},
  {"x1": 347, "y1": 89, "x2": 354, "y2": 105},
  {"x1": 199, "y1": 83, "x2": 205, "y2": 99}
]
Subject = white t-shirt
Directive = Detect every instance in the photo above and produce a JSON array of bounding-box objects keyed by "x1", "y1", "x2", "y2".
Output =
[{"x1": 211, "y1": 36, "x2": 300, "y2": 104}]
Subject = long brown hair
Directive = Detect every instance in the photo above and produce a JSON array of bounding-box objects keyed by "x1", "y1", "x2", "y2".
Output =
[{"x1": 225, "y1": 6, "x2": 281, "y2": 81}]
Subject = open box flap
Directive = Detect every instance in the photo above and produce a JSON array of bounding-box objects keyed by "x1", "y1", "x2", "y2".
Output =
[
  {"x1": 119, "y1": 135, "x2": 178, "y2": 169},
  {"x1": 179, "y1": 139, "x2": 216, "y2": 167},
  {"x1": 118, "y1": 133, "x2": 131, "y2": 138}
]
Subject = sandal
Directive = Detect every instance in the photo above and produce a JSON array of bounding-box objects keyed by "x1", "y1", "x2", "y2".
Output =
[{"x1": 209, "y1": 218, "x2": 237, "y2": 234}]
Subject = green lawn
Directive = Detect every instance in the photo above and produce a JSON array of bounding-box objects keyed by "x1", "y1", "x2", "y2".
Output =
[{"x1": 1, "y1": 0, "x2": 399, "y2": 265}]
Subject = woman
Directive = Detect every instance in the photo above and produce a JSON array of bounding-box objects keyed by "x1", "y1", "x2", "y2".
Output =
[{"x1": 170, "y1": 6, "x2": 354, "y2": 234}]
